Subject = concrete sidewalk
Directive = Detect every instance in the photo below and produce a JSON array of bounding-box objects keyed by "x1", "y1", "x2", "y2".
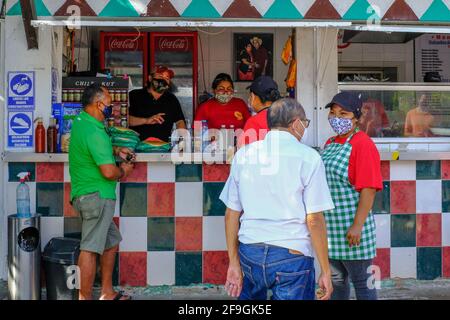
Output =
[{"x1": 1, "y1": 279, "x2": 450, "y2": 300}]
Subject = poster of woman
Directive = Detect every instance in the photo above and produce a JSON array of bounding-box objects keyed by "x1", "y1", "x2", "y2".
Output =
[{"x1": 234, "y1": 33, "x2": 273, "y2": 82}]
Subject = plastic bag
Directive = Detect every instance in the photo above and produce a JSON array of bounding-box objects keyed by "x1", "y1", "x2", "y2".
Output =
[
  {"x1": 112, "y1": 135, "x2": 140, "y2": 145},
  {"x1": 108, "y1": 126, "x2": 140, "y2": 138}
]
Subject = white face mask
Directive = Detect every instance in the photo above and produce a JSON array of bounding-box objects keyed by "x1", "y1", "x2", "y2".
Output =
[{"x1": 293, "y1": 120, "x2": 308, "y2": 144}]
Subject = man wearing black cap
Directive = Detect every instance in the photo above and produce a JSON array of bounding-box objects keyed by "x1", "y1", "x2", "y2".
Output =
[
  {"x1": 238, "y1": 76, "x2": 281, "y2": 147},
  {"x1": 321, "y1": 91, "x2": 382, "y2": 300}
]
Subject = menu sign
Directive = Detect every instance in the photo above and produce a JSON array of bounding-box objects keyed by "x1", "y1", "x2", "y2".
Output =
[
  {"x1": 415, "y1": 34, "x2": 450, "y2": 82},
  {"x1": 62, "y1": 77, "x2": 129, "y2": 89}
]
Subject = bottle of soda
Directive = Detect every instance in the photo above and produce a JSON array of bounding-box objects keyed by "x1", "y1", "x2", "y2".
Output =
[
  {"x1": 170, "y1": 123, "x2": 178, "y2": 150},
  {"x1": 201, "y1": 120, "x2": 209, "y2": 152}
]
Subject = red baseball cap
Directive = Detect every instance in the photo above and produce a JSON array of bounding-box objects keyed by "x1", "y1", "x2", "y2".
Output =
[{"x1": 153, "y1": 66, "x2": 175, "y2": 80}]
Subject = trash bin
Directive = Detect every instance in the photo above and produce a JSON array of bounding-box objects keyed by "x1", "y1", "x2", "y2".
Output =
[
  {"x1": 42, "y1": 237, "x2": 80, "y2": 300},
  {"x1": 8, "y1": 214, "x2": 41, "y2": 300}
]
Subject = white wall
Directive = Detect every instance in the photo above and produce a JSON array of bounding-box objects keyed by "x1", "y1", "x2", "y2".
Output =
[
  {"x1": 338, "y1": 41, "x2": 415, "y2": 82},
  {"x1": 0, "y1": 18, "x2": 6, "y2": 281},
  {"x1": 296, "y1": 28, "x2": 338, "y2": 148},
  {"x1": 0, "y1": 17, "x2": 62, "y2": 280},
  {"x1": 4, "y1": 17, "x2": 55, "y2": 130}
]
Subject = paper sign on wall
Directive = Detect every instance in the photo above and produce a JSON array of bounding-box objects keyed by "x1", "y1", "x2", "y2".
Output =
[
  {"x1": 8, "y1": 71, "x2": 35, "y2": 109},
  {"x1": 8, "y1": 111, "x2": 33, "y2": 149},
  {"x1": 415, "y1": 34, "x2": 450, "y2": 82}
]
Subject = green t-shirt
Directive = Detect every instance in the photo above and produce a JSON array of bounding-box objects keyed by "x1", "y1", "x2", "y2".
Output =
[{"x1": 69, "y1": 111, "x2": 117, "y2": 200}]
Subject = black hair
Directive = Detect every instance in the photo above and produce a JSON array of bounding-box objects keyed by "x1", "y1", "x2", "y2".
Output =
[
  {"x1": 252, "y1": 88, "x2": 281, "y2": 104},
  {"x1": 212, "y1": 73, "x2": 234, "y2": 90},
  {"x1": 81, "y1": 84, "x2": 105, "y2": 108}
]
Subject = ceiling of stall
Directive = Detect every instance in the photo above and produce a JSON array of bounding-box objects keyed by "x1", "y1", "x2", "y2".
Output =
[{"x1": 342, "y1": 30, "x2": 423, "y2": 43}]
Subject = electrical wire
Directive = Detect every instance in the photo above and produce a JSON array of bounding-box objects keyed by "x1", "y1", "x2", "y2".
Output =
[
  {"x1": 77, "y1": 27, "x2": 82, "y2": 71},
  {"x1": 198, "y1": 32, "x2": 207, "y2": 92},
  {"x1": 131, "y1": 26, "x2": 142, "y2": 41},
  {"x1": 195, "y1": 27, "x2": 226, "y2": 36}
]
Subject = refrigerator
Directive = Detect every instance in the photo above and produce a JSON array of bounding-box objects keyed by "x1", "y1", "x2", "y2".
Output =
[
  {"x1": 150, "y1": 32, "x2": 198, "y2": 123},
  {"x1": 100, "y1": 32, "x2": 149, "y2": 89}
]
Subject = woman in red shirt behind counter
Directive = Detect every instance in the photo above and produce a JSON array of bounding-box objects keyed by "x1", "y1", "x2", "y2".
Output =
[{"x1": 194, "y1": 73, "x2": 251, "y2": 129}]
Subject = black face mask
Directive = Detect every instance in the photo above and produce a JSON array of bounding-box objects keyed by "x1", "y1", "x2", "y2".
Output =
[{"x1": 151, "y1": 79, "x2": 170, "y2": 93}]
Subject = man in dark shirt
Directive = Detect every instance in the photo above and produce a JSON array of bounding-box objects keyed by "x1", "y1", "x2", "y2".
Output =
[
  {"x1": 129, "y1": 66, "x2": 186, "y2": 141},
  {"x1": 251, "y1": 37, "x2": 269, "y2": 79}
]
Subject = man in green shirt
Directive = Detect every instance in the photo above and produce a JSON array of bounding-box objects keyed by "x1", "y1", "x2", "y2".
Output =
[{"x1": 70, "y1": 84, "x2": 135, "y2": 300}]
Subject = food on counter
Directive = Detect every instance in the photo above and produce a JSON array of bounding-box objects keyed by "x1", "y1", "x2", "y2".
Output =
[{"x1": 136, "y1": 137, "x2": 171, "y2": 153}]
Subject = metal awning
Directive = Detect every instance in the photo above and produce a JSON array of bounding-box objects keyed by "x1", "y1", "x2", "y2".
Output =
[
  {"x1": 341, "y1": 24, "x2": 450, "y2": 34},
  {"x1": 30, "y1": 19, "x2": 352, "y2": 28}
]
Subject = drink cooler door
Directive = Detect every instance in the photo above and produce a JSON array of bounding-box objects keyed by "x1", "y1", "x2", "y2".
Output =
[
  {"x1": 150, "y1": 33, "x2": 198, "y2": 123},
  {"x1": 100, "y1": 32, "x2": 148, "y2": 89}
]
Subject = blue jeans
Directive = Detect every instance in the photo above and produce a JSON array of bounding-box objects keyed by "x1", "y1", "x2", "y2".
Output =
[
  {"x1": 330, "y1": 259, "x2": 378, "y2": 300},
  {"x1": 238, "y1": 243, "x2": 315, "y2": 300}
]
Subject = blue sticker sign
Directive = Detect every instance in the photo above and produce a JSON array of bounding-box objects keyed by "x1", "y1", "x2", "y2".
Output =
[
  {"x1": 8, "y1": 112, "x2": 33, "y2": 149},
  {"x1": 8, "y1": 72, "x2": 35, "y2": 109}
]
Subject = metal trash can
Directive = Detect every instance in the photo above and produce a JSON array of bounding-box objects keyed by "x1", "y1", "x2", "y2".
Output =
[
  {"x1": 42, "y1": 237, "x2": 80, "y2": 300},
  {"x1": 8, "y1": 214, "x2": 41, "y2": 300}
]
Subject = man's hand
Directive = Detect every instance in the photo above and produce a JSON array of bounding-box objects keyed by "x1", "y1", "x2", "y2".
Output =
[
  {"x1": 225, "y1": 262, "x2": 243, "y2": 298},
  {"x1": 346, "y1": 223, "x2": 363, "y2": 247},
  {"x1": 146, "y1": 113, "x2": 165, "y2": 125},
  {"x1": 120, "y1": 162, "x2": 134, "y2": 179},
  {"x1": 317, "y1": 272, "x2": 333, "y2": 300},
  {"x1": 116, "y1": 147, "x2": 136, "y2": 162}
]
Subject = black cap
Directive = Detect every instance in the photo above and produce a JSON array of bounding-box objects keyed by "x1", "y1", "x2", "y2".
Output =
[
  {"x1": 247, "y1": 76, "x2": 278, "y2": 97},
  {"x1": 325, "y1": 92, "x2": 363, "y2": 118}
]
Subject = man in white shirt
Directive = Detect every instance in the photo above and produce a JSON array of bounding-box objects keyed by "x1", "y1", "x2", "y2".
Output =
[{"x1": 220, "y1": 98, "x2": 335, "y2": 300}]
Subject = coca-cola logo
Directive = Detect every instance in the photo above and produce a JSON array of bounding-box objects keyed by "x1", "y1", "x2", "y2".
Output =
[
  {"x1": 108, "y1": 38, "x2": 139, "y2": 51},
  {"x1": 158, "y1": 37, "x2": 190, "y2": 52}
]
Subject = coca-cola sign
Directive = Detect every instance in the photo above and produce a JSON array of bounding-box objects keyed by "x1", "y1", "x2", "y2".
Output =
[
  {"x1": 158, "y1": 37, "x2": 190, "y2": 52},
  {"x1": 107, "y1": 37, "x2": 141, "y2": 51}
]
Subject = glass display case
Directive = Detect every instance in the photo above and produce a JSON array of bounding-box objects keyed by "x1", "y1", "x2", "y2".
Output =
[{"x1": 338, "y1": 83, "x2": 450, "y2": 140}]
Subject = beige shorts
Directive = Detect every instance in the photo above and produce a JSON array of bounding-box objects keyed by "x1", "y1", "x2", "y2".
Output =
[{"x1": 72, "y1": 192, "x2": 122, "y2": 255}]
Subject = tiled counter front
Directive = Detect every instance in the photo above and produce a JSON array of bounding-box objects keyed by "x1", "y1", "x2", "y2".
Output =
[{"x1": 6, "y1": 160, "x2": 450, "y2": 286}]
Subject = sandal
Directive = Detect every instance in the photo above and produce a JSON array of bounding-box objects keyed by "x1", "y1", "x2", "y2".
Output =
[{"x1": 113, "y1": 291, "x2": 132, "y2": 300}]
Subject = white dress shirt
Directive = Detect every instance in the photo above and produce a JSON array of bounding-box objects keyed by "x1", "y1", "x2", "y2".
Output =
[{"x1": 219, "y1": 130, "x2": 335, "y2": 257}]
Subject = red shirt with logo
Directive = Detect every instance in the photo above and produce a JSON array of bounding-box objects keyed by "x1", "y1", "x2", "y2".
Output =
[
  {"x1": 238, "y1": 108, "x2": 270, "y2": 147},
  {"x1": 325, "y1": 131, "x2": 383, "y2": 192},
  {"x1": 194, "y1": 98, "x2": 251, "y2": 129}
]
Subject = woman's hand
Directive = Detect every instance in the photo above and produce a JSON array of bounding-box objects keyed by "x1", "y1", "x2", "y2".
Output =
[
  {"x1": 146, "y1": 113, "x2": 165, "y2": 125},
  {"x1": 346, "y1": 223, "x2": 363, "y2": 247}
]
